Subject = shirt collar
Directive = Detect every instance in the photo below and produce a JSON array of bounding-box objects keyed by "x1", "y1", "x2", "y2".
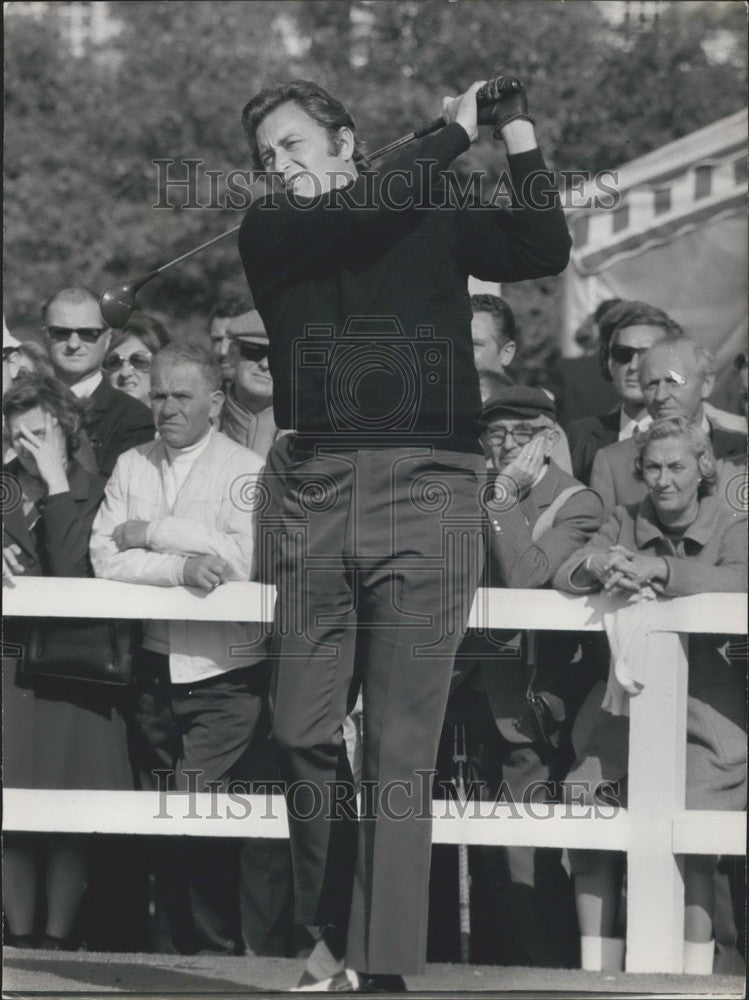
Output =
[
  {"x1": 618, "y1": 409, "x2": 652, "y2": 441},
  {"x1": 68, "y1": 370, "x2": 103, "y2": 400},
  {"x1": 164, "y1": 426, "x2": 214, "y2": 464}
]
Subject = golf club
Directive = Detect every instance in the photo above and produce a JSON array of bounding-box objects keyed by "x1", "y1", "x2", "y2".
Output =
[{"x1": 100, "y1": 76, "x2": 520, "y2": 327}]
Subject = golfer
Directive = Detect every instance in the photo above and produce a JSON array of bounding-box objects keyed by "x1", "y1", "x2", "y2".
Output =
[{"x1": 238, "y1": 77, "x2": 571, "y2": 991}]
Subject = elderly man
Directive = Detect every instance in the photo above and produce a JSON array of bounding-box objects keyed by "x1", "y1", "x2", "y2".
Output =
[
  {"x1": 43, "y1": 287, "x2": 153, "y2": 477},
  {"x1": 566, "y1": 301, "x2": 680, "y2": 486},
  {"x1": 238, "y1": 74, "x2": 570, "y2": 990},
  {"x1": 90, "y1": 343, "x2": 266, "y2": 955},
  {"x1": 471, "y1": 295, "x2": 573, "y2": 475},
  {"x1": 441, "y1": 387, "x2": 603, "y2": 967},
  {"x1": 591, "y1": 335, "x2": 747, "y2": 514}
]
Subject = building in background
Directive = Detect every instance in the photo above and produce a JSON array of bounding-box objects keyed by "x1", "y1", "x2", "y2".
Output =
[{"x1": 563, "y1": 109, "x2": 747, "y2": 406}]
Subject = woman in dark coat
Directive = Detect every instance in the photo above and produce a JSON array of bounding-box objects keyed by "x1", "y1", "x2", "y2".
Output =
[{"x1": 3, "y1": 373, "x2": 132, "y2": 949}]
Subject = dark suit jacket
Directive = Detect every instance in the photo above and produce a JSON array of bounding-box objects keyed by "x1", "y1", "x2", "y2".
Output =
[
  {"x1": 590, "y1": 421, "x2": 747, "y2": 516},
  {"x1": 566, "y1": 408, "x2": 620, "y2": 486},
  {"x1": 459, "y1": 461, "x2": 604, "y2": 743},
  {"x1": 83, "y1": 379, "x2": 154, "y2": 478}
]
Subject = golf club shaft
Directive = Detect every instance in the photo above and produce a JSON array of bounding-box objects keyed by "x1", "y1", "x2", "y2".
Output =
[{"x1": 155, "y1": 224, "x2": 241, "y2": 273}]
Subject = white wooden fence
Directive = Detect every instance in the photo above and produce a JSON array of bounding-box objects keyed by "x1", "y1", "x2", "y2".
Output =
[{"x1": 3, "y1": 579, "x2": 747, "y2": 974}]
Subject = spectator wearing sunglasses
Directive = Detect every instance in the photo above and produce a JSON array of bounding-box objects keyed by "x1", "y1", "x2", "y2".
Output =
[
  {"x1": 566, "y1": 301, "x2": 680, "y2": 486},
  {"x1": 220, "y1": 310, "x2": 286, "y2": 460},
  {"x1": 43, "y1": 288, "x2": 154, "y2": 478},
  {"x1": 103, "y1": 313, "x2": 170, "y2": 406},
  {"x1": 590, "y1": 334, "x2": 747, "y2": 516}
]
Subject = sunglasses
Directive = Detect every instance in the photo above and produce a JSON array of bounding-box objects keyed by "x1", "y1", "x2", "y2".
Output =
[
  {"x1": 102, "y1": 351, "x2": 153, "y2": 373},
  {"x1": 610, "y1": 344, "x2": 650, "y2": 365},
  {"x1": 235, "y1": 341, "x2": 268, "y2": 363},
  {"x1": 47, "y1": 326, "x2": 107, "y2": 344},
  {"x1": 485, "y1": 425, "x2": 546, "y2": 447}
]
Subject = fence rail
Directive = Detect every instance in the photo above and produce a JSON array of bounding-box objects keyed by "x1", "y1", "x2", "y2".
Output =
[{"x1": 3, "y1": 578, "x2": 747, "y2": 974}]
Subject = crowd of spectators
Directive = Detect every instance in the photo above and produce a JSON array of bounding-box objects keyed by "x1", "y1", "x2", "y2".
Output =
[{"x1": 2, "y1": 290, "x2": 746, "y2": 976}]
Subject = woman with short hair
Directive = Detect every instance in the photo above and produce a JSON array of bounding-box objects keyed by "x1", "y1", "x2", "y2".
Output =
[{"x1": 554, "y1": 417, "x2": 747, "y2": 974}]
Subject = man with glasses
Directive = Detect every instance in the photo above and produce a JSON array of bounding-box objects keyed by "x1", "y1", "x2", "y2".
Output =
[
  {"x1": 566, "y1": 301, "x2": 679, "y2": 487},
  {"x1": 443, "y1": 386, "x2": 602, "y2": 967},
  {"x1": 43, "y1": 287, "x2": 154, "y2": 477}
]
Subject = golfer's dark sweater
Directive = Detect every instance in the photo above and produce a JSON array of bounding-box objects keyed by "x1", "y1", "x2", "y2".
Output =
[{"x1": 239, "y1": 122, "x2": 571, "y2": 453}]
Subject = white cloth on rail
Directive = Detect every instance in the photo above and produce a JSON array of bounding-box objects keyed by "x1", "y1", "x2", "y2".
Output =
[{"x1": 601, "y1": 587, "x2": 657, "y2": 717}]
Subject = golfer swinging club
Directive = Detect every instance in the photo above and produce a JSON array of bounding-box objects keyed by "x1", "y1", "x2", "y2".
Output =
[{"x1": 238, "y1": 77, "x2": 571, "y2": 992}]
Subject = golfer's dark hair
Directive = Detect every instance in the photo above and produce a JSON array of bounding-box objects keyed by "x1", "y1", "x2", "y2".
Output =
[
  {"x1": 152, "y1": 342, "x2": 222, "y2": 392},
  {"x1": 110, "y1": 312, "x2": 170, "y2": 357},
  {"x1": 598, "y1": 300, "x2": 683, "y2": 381},
  {"x1": 209, "y1": 293, "x2": 254, "y2": 323},
  {"x1": 41, "y1": 287, "x2": 101, "y2": 325},
  {"x1": 2, "y1": 371, "x2": 82, "y2": 457},
  {"x1": 241, "y1": 79, "x2": 369, "y2": 171},
  {"x1": 470, "y1": 295, "x2": 518, "y2": 347}
]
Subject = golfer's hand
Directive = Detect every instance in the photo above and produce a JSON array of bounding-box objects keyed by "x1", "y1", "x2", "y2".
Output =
[
  {"x1": 112, "y1": 520, "x2": 150, "y2": 551},
  {"x1": 3, "y1": 543, "x2": 25, "y2": 586},
  {"x1": 442, "y1": 81, "x2": 485, "y2": 144},
  {"x1": 184, "y1": 554, "x2": 231, "y2": 591}
]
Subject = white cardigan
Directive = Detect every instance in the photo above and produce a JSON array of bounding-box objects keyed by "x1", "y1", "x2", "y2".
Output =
[{"x1": 90, "y1": 429, "x2": 267, "y2": 683}]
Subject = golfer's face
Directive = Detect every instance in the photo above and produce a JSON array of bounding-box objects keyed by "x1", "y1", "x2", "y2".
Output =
[{"x1": 256, "y1": 102, "x2": 350, "y2": 199}]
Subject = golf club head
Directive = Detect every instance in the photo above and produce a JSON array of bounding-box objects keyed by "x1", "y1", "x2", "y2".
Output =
[{"x1": 99, "y1": 271, "x2": 158, "y2": 328}]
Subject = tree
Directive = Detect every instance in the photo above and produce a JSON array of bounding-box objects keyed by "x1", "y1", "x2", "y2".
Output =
[{"x1": 4, "y1": 0, "x2": 745, "y2": 368}]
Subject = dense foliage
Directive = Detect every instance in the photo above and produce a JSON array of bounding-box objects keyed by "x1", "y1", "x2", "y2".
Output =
[{"x1": 4, "y1": 0, "x2": 746, "y2": 375}]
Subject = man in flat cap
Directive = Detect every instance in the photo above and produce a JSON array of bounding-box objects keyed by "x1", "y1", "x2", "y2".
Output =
[{"x1": 442, "y1": 386, "x2": 603, "y2": 967}]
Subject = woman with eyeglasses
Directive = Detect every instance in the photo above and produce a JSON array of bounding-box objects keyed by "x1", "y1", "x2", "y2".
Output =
[
  {"x1": 566, "y1": 301, "x2": 682, "y2": 486},
  {"x1": 102, "y1": 313, "x2": 170, "y2": 406}
]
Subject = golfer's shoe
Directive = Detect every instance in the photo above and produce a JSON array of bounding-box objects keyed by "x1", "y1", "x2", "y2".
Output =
[{"x1": 292, "y1": 968, "x2": 358, "y2": 992}]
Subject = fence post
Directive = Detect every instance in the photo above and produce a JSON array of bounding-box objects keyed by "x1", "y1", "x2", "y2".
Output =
[{"x1": 625, "y1": 629, "x2": 688, "y2": 973}]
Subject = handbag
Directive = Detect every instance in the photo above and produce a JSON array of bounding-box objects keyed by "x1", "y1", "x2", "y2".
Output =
[{"x1": 21, "y1": 618, "x2": 136, "y2": 686}]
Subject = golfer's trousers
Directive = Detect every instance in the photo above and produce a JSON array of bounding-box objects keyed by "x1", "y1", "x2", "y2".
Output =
[{"x1": 269, "y1": 446, "x2": 485, "y2": 975}]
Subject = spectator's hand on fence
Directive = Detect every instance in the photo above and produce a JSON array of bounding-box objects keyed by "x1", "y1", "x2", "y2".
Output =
[
  {"x1": 112, "y1": 520, "x2": 150, "y2": 551},
  {"x1": 609, "y1": 550, "x2": 669, "y2": 593},
  {"x1": 184, "y1": 554, "x2": 232, "y2": 591},
  {"x1": 501, "y1": 435, "x2": 547, "y2": 498},
  {"x1": 15, "y1": 411, "x2": 69, "y2": 496},
  {"x1": 3, "y1": 543, "x2": 24, "y2": 586}
]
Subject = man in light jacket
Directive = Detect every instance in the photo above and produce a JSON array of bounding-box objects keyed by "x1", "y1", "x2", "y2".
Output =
[{"x1": 91, "y1": 342, "x2": 266, "y2": 956}]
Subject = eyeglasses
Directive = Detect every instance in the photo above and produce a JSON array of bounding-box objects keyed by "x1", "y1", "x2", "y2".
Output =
[
  {"x1": 47, "y1": 326, "x2": 106, "y2": 344},
  {"x1": 102, "y1": 351, "x2": 153, "y2": 373},
  {"x1": 485, "y1": 425, "x2": 546, "y2": 447},
  {"x1": 235, "y1": 342, "x2": 268, "y2": 363},
  {"x1": 610, "y1": 344, "x2": 650, "y2": 366}
]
